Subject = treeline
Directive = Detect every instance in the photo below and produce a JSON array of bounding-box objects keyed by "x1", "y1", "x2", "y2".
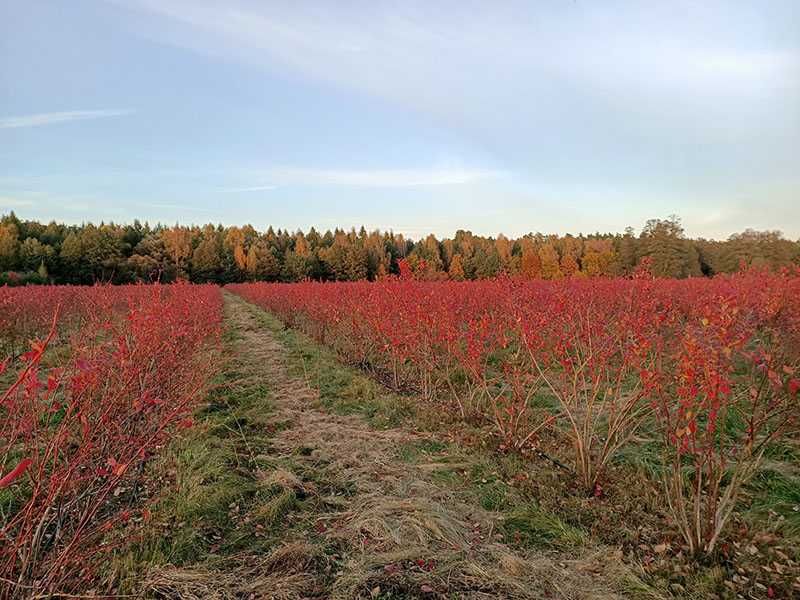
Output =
[{"x1": 0, "y1": 212, "x2": 797, "y2": 285}]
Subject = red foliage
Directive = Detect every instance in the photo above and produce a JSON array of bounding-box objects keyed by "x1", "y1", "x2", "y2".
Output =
[
  {"x1": 0, "y1": 284, "x2": 156, "y2": 357},
  {"x1": 228, "y1": 269, "x2": 800, "y2": 551},
  {"x1": 0, "y1": 283, "x2": 222, "y2": 596}
]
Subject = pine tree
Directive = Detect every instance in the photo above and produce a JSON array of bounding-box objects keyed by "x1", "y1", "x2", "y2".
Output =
[
  {"x1": 639, "y1": 217, "x2": 701, "y2": 278},
  {"x1": 59, "y1": 232, "x2": 85, "y2": 283},
  {"x1": 191, "y1": 227, "x2": 222, "y2": 282},
  {"x1": 19, "y1": 238, "x2": 56, "y2": 272},
  {"x1": 0, "y1": 223, "x2": 20, "y2": 271},
  {"x1": 615, "y1": 227, "x2": 638, "y2": 275},
  {"x1": 37, "y1": 260, "x2": 49, "y2": 281},
  {"x1": 282, "y1": 249, "x2": 309, "y2": 281}
]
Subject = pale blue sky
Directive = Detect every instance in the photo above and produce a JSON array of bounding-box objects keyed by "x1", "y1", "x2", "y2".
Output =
[{"x1": 1, "y1": 1, "x2": 798, "y2": 239}]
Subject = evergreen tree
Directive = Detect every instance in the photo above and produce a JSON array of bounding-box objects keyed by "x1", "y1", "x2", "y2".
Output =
[
  {"x1": 0, "y1": 223, "x2": 20, "y2": 271},
  {"x1": 59, "y1": 232, "x2": 86, "y2": 283},
  {"x1": 0, "y1": 211, "x2": 795, "y2": 283},
  {"x1": 191, "y1": 227, "x2": 223, "y2": 282},
  {"x1": 37, "y1": 260, "x2": 49, "y2": 281},
  {"x1": 282, "y1": 249, "x2": 309, "y2": 281},
  {"x1": 615, "y1": 227, "x2": 638, "y2": 275},
  {"x1": 19, "y1": 238, "x2": 56, "y2": 272},
  {"x1": 639, "y1": 216, "x2": 701, "y2": 278}
]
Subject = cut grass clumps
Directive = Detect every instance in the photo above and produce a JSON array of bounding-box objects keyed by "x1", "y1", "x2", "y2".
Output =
[
  {"x1": 144, "y1": 541, "x2": 326, "y2": 600},
  {"x1": 254, "y1": 488, "x2": 297, "y2": 527},
  {"x1": 502, "y1": 503, "x2": 586, "y2": 549},
  {"x1": 253, "y1": 467, "x2": 315, "y2": 527}
]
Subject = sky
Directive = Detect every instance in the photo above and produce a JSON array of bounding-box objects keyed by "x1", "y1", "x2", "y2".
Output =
[{"x1": 1, "y1": 1, "x2": 798, "y2": 240}]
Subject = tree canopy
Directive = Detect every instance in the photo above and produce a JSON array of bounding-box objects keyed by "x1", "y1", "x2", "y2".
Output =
[{"x1": 0, "y1": 212, "x2": 797, "y2": 285}]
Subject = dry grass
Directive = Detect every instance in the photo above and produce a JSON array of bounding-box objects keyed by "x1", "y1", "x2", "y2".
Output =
[
  {"x1": 144, "y1": 542, "x2": 323, "y2": 599},
  {"x1": 134, "y1": 293, "x2": 660, "y2": 599}
]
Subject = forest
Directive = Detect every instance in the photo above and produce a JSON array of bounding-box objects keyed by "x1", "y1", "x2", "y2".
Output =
[{"x1": 0, "y1": 212, "x2": 798, "y2": 286}]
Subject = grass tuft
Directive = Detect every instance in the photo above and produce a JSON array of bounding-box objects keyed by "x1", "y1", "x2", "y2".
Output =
[{"x1": 502, "y1": 503, "x2": 586, "y2": 549}]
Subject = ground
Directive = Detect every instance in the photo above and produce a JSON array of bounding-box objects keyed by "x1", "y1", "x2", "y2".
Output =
[{"x1": 122, "y1": 291, "x2": 658, "y2": 599}]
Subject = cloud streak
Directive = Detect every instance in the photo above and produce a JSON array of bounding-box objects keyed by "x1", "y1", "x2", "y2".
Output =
[
  {"x1": 142, "y1": 202, "x2": 215, "y2": 212},
  {"x1": 220, "y1": 185, "x2": 277, "y2": 193},
  {"x1": 0, "y1": 197, "x2": 34, "y2": 208},
  {"x1": 0, "y1": 109, "x2": 134, "y2": 129},
  {"x1": 258, "y1": 166, "x2": 503, "y2": 188}
]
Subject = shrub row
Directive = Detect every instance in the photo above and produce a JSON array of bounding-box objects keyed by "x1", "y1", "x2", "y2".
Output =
[
  {"x1": 228, "y1": 269, "x2": 800, "y2": 555},
  {"x1": 0, "y1": 284, "x2": 223, "y2": 597}
]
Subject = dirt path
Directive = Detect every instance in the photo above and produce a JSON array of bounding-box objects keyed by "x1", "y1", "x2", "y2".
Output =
[{"x1": 146, "y1": 292, "x2": 641, "y2": 599}]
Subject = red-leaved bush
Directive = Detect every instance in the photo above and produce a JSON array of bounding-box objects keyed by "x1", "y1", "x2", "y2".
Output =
[
  {"x1": 228, "y1": 268, "x2": 800, "y2": 553},
  {"x1": 644, "y1": 275, "x2": 800, "y2": 553},
  {"x1": 0, "y1": 283, "x2": 222, "y2": 597},
  {"x1": 0, "y1": 285, "x2": 154, "y2": 358}
]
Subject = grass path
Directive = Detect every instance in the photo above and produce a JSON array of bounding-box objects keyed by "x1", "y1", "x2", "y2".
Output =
[{"x1": 132, "y1": 292, "x2": 654, "y2": 599}]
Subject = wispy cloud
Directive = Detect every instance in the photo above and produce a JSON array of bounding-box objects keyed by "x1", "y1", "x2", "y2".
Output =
[
  {"x1": 220, "y1": 185, "x2": 277, "y2": 193},
  {"x1": 0, "y1": 197, "x2": 35, "y2": 208},
  {"x1": 260, "y1": 166, "x2": 503, "y2": 188},
  {"x1": 0, "y1": 109, "x2": 134, "y2": 129},
  {"x1": 143, "y1": 202, "x2": 214, "y2": 213},
  {"x1": 120, "y1": 0, "x2": 800, "y2": 173}
]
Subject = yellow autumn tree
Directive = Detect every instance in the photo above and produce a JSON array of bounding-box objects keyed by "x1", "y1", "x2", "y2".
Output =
[
  {"x1": 448, "y1": 253, "x2": 466, "y2": 280},
  {"x1": 294, "y1": 232, "x2": 311, "y2": 257},
  {"x1": 560, "y1": 253, "x2": 580, "y2": 278},
  {"x1": 161, "y1": 226, "x2": 193, "y2": 277},
  {"x1": 233, "y1": 244, "x2": 248, "y2": 271},
  {"x1": 539, "y1": 244, "x2": 562, "y2": 280},
  {"x1": 520, "y1": 239, "x2": 541, "y2": 279},
  {"x1": 495, "y1": 234, "x2": 512, "y2": 273},
  {"x1": 582, "y1": 239, "x2": 616, "y2": 277}
]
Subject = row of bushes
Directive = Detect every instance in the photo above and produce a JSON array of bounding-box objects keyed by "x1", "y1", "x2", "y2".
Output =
[
  {"x1": 228, "y1": 270, "x2": 800, "y2": 558},
  {"x1": 0, "y1": 284, "x2": 223, "y2": 597}
]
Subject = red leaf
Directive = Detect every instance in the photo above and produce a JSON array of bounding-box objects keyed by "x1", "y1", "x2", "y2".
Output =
[
  {"x1": 0, "y1": 458, "x2": 33, "y2": 489},
  {"x1": 177, "y1": 417, "x2": 194, "y2": 430}
]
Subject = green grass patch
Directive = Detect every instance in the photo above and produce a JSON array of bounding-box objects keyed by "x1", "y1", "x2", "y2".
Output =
[
  {"x1": 745, "y1": 469, "x2": 800, "y2": 538},
  {"x1": 396, "y1": 439, "x2": 448, "y2": 463},
  {"x1": 613, "y1": 439, "x2": 666, "y2": 479},
  {"x1": 254, "y1": 488, "x2": 298, "y2": 526},
  {"x1": 429, "y1": 468, "x2": 462, "y2": 486},
  {"x1": 245, "y1": 307, "x2": 417, "y2": 429},
  {"x1": 501, "y1": 503, "x2": 586, "y2": 549},
  {"x1": 113, "y1": 308, "x2": 292, "y2": 590}
]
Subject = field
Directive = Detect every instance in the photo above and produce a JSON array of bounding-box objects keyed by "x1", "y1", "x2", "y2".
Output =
[{"x1": 1, "y1": 272, "x2": 799, "y2": 599}]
